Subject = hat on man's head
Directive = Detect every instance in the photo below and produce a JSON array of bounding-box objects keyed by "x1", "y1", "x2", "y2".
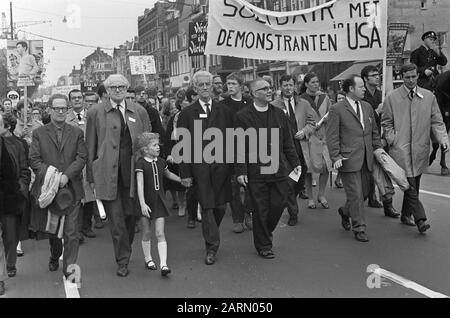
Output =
[
  {"x1": 48, "y1": 187, "x2": 76, "y2": 216},
  {"x1": 422, "y1": 31, "x2": 437, "y2": 41}
]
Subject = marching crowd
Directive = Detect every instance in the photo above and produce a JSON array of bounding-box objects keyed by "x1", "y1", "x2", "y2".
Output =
[{"x1": 1, "y1": 31, "x2": 450, "y2": 297}]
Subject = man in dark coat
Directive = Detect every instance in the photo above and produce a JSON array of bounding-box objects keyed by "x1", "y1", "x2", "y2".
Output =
[
  {"x1": 221, "y1": 72, "x2": 253, "y2": 234},
  {"x1": 177, "y1": 71, "x2": 234, "y2": 265},
  {"x1": 0, "y1": 113, "x2": 30, "y2": 278},
  {"x1": 235, "y1": 78, "x2": 301, "y2": 259},
  {"x1": 29, "y1": 94, "x2": 87, "y2": 277},
  {"x1": 429, "y1": 70, "x2": 450, "y2": 175},
  {"x1": 410, "y1": 31, "x2": 448, "y2": 91}
]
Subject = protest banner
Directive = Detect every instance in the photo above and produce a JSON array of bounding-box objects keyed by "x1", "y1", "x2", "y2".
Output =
[
  {"x1": 386, "y1": 23, "x2": 409, "y2": 66},
  {"x1": 7, "y1": 40, "x2": 44, "y2": 86},
  {"x1": 189, "y1": 20, "x2": 208, "y2": 56},
  {"x1": 205, "y1": 0, "x2": 387, "y2": 62},
  {"x1": 52, "y1": 85, "x2": 81, "y2": 97},
  {"x1": 129, "y1": 55, "x2": 156, "y2": 75}
]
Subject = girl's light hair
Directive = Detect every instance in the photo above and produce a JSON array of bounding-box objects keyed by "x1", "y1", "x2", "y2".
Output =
[{"x1": 136, "y1": 132, "x2": 160, "y2": 158}]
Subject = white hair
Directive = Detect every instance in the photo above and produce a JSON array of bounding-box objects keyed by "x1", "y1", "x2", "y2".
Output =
[
  {"x1": 192, "y1": 71, "x2": 213, "y2": 86},
  {"x1": 103, "y1": 74, "x2": 130, "y2": 89}
]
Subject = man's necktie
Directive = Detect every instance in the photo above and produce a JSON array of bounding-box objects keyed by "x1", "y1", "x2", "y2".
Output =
[
  {"x1": 117, "y1": 105, "x2": 126, "y2": 135},
  {"x1": 288, "y1": 98, "x2": 296, "y2": 122},
  {"x1": 77, "y1": 113, "x2": 82, "y2": 121},
  {"x1": 355, "y1": 101, "x2": 361, "y2": 121},
  {"x1": 410, "y1": 90, "x2": 415, "y2": 100},
  {"x1": 205, "y1": 103, "x2": 211, "y2": 117}
]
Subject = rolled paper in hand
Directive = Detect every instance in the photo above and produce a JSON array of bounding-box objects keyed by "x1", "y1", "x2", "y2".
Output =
[
  {"x1": 94, "y1": 190, "x2": 107, "y2": 220},
  {"x1": 316, "y1": 112, "x2": 329, "y2": 128}
]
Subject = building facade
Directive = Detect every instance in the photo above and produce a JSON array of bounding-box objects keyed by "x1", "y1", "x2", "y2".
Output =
[{"x1": 80, "y1": 48, "x2": 113, "y2": 90}]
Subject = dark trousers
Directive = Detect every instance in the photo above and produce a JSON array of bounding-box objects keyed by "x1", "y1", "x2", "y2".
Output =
[
  {"x1": 401, "y1": 175, "x2": 427, "y2": 223},
  {"x1": 102, "y1": 182, "x2": 136, "y2": 266},
  {"x1": 286, "y1": 177, "x2": 300, "y2": 217},
  {"x1": 49, "y1": 203, "x2": 81, "y2": 274},
  {"x1": 0, "y1": 223, "x2": 7, "y2": 282},
  {"x1": 340, "y1": 161, "x2": 371, "y2": 234},
  {"x1": 230, "y1": 175, "x2": 252, "y2": 223},
  {"x1": 297, "y1": 163, "x2": 307, "y2": 194},
  {"x1": 248, "y1": 180, "x2": 288, "y2": 252},
  {"x1": 201, "y1": 205, "x2": 226, "y2": 254},
  {"x1": 187, "y1": 186, "x2": 199, "y2": 222},
  {"x1": 0, "y1": 215, "x2": 20, "y2": 268},
  {"x1": 78, "y1": 201, "x2": 96, "y2": 232}
]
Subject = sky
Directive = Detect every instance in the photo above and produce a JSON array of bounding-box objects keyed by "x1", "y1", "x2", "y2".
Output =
[{"x1": 0, "y1": 0, "x2": 159, "y2": 85}]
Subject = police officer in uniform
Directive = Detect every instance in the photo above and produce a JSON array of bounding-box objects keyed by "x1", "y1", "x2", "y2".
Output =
[{"x1": 410, "y1": 31, "x2": 448, "y2": 91}]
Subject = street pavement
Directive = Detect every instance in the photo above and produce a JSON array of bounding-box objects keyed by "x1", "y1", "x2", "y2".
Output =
[{"x1": 2, "y1": 154, "x2": 450, "y2": 298}]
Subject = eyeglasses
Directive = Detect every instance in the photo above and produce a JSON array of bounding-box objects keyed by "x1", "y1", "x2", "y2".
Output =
[
  {"x1": 255, "y1": 86, "x2": 272, "y2": 93},
  {"x1": 196, "y1": 82, "x2": 212, "y2": 88},
  {"x1": 109, "y1": 85, "x2": 127, "y2": 91},
  {"x1": 52, "y1": 107, "x2": 68, "y2": 113},
  {"x1": 368, "y1": 73, "x2": 380, "y2": 78},
  {"x1": 71, "y1": 96, "x2": 83, "y2": 100}
]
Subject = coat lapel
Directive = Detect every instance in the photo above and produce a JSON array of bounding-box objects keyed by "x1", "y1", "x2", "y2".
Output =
[
  {"x1": 344, "y1": 99, "x2": 363, "y2": 129},
  {"x1": 59, "y1": 124, "x2": 71, "y2": 152},
  {"x1": 46, "y1": 125, "x2": 59, "y2": 149},
  {"x1": 208, "y1": 101, "x2": 220, "y2": 128}
]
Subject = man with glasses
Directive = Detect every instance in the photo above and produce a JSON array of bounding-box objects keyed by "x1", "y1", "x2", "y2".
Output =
[
  {"x1": 361, "y1": 66, "x2": 399, "y2": 218},
  {"x1": 235, "y1": 78, "x2": 301, "y2": 258},
  {"x1": 29, "y1": 94, "x2": 87, "y2": 277},
  {"x1": 66, "y1": 89, "x2": 97, "y2": 242},
  {"x1": 86, "y1": 75, "x2": 151, "y2": 277}
]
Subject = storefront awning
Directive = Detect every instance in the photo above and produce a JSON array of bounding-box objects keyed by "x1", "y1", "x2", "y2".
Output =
[{"x1": 331, "y1": 60, "x2": 382, "y2": 81}]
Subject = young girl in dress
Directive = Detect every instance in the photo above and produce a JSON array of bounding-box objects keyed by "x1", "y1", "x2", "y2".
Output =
[{"x1": 136, "y1": 132, "x2": 184, "y2": 276}]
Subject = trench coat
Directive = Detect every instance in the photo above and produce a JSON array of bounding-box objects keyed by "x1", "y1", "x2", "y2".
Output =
[
  {"x1": 85, "y1": 100, "x2": 152, "y2": 200},
  {"x1": 296, "y1": 93, "x2": 332, "y2": 174},
  {"x1": 66, "y1": 110, "x2": 95, "y2": 203},
  {"x1": 381, "y1": 86, "x2": 449, "y2": 178}
]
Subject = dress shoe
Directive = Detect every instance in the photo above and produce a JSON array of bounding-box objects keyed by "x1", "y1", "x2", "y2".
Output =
[
  {"x1": 187, "y1": 220, "x2": 196, "y2": 229},
  {"x1": 48, "y1": 258, "x2": 59, "y2": 272},
  {"x1": 287, "y1": 215, "x2": 298, "y2": 226},
  {"x1": 78, "y1": 233, "x2": 85, "y2": 244},
  {"x1": 205, "y1": 253, "x2": 216, "y2": 265},
  {"x1": 94, "y1": 219, "x2": 104, "y2": 229},
  {"x1": 442, "y1": 166, "x2": 450, "y2": 176},
  {"x1": 299, "y1": 191, "x2": 308, "y2": 200},
  {"x1": 0, "y1": 281, "x2": 5, "y2": 296},
  {"x1": 401, "y1": 215, "x2": 415, "y2": 227},
  {"x1": 244, "y1": 213, "x2": 253, "y2": 230},
  {"x1": 417, "y1": 220, "x2": 431, "y2": 233},
  {"x1": 338, "y1": 208, "x2": 351, "y2": 231},
  {"x1": 368, "y1": 199, "x2": 383, "y2": 208},
  {"x1": 82, "y1": 229, "x2": 96, "y2": 238},
  {"x1": 258, "y1": 250, "x2": 275, "y2": 259},
  {"x1": 383, "y1": 199, "x2": 400, "y2": 218},
  {"x1": 354, "y1": 232, "x2": 369, "y2": 242},
  {"x1": 7, "y1": 266, "x2": 17, "y2": 277},
  {"x1": 117, "y1": 265, "x2": 129, "y2": 277},
  {"x1": 161, "y1": 266, "x2": 171, "y2": 277},
  {"x1": 233, "y1": 222, "x2": 245, "y2": 233}
]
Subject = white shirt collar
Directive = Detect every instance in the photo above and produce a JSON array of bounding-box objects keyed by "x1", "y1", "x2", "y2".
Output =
[
  {"x1": 110, "y1": 99, "x2": 125, "y2": 109},
  {"x1": 199, "y1": 98, "x2": 212, "y2": 112},
  {"x1": 144, "y1": 157, "x2": 158, "y2": 163},
  {"x1": 403, "y1": 85, "x2": 417, "y2": 96},
  {"x1": 73, "y1": 109, "x2": 85, "y2": 117}
]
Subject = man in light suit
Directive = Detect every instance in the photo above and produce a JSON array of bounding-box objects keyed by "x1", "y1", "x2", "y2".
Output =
[
  {"x1": 29, "y1": 94, "x2": 87, "y2": 276},
  {"x1": 326, "y1": 75, "x2": 382, "y2": 242},
  {"x1": 382, "y1": 63, "x2": 449, "y2": 233},
  {"x1": 86, "y1": 74, "x2": 151, "y2": 277},
  {"x1": 177, "y1": 71, "x2": 234, "y2": 266},
  {"x1": 67, "y1": 89, "x2": 97, "y2": 240}
]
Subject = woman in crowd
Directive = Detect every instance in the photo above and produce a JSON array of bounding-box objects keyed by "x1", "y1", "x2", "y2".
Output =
[{"x1": 295, "y1": 72, "x2": 332, "y2": 209}]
